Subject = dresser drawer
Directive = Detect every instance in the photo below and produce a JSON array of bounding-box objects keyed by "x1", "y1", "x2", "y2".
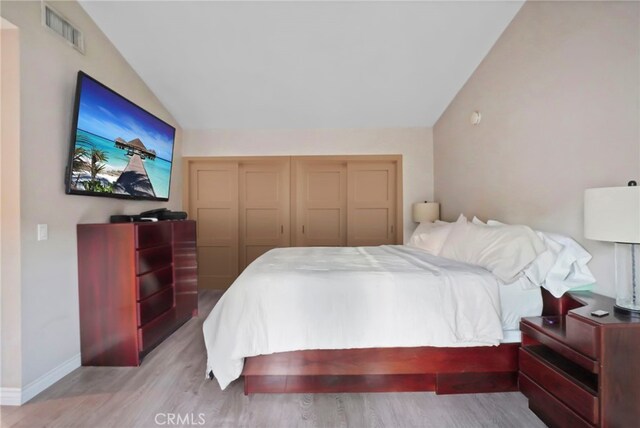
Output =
[
  {"x1": 136, "y1": 245, "x2": 172, "y2": 275},
  {"x1": 519, "y1": 373, "x2": 593, "y2": 428},
  {"x1": 566, "y1": 314, "x2": 600, "y2": 360},
  {"x1": 135, "y1": 223, "x2": 172, "y2": 249},
  {"x1": 138, "y1": 308, "x2": 177, "y2": 353},
  {"x1": 520, "y1": 348, "x2": 598, "y2": 424},
  {"x1": 137, "y1": 286, "x2": 174, "y2": 326},
  {"x1": 137, "y1": 266, "x2": 173, "y2": 300}
]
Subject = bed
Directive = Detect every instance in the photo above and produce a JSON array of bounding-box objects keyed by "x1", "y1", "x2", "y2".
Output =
[{"x1": 202, "y1": 244, "x2": 570, "y2": 395}]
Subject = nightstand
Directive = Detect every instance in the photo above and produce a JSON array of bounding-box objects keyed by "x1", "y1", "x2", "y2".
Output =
[{"x1": 519, "y1": 292, "x2": 640, "y2": 428}]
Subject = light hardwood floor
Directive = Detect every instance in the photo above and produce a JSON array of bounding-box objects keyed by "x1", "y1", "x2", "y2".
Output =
[{"x1": 1, "y1": 291, "x2": 545, "y2": 428}]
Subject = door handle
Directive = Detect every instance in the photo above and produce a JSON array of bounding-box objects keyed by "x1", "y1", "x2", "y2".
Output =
[
  {"x1": 302, "y1": 225, "x2": 305, "y2": 234},
  {"x1": 281, "y1": 225, "x2": 284, "y2": 234},
  {"x1": 390, "y1": 225, "x2": 394, "y2": 234}
]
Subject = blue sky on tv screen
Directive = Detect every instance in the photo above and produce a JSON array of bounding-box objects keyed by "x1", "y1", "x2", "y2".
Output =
[{"x1": 76, "y1": 76, "x2": 175, "y2": 161}]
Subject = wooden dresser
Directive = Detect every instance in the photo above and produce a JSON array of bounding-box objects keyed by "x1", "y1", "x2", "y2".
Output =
[
  {"x1": 77, "y1": 220, "x2": 198, "y2": 366},
  {"x1": 519, "y1": 292, "x2": 640, "y2": 427}
]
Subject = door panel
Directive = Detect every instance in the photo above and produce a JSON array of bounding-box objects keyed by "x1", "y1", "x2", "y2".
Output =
[
  {"x1": 353, "y1": 208, "x2": 389, "y2": 237},
  {"x1": 197, "y1": 246, "x2": 233, "y2": 276},
  {"x1": 307, "y1": 209, "x2": 342, "y2": 240},
  {"x1": 353, "y1": 170, "x2": 390, "y2": 201},
  {"x1": 347, "y1": 162, "x2": 397, "y2": 246},
  {"x1": 197, "y1": 208, "x2": 234, "y2": 240},
  {"x1": 308, "y1": 171, "x2": 343, "y2": 202},
  {"x1": 189, "y1": 161, "x2": 239, "y2": 289},
  {"x1": 294, "y1": 161, "x2": 347, "y2": 246},
  {"x1": 239, "y1": 159, "x2": 290, "y2": 270},
  {"x1": 246, "y1": 209, "x2": 280, "y2": 239},
  {"x1": 196, "y1": 170, "x2": 235, "y2": 202}
]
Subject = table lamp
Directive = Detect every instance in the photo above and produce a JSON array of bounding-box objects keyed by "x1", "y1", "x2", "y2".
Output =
[
  {"x1": 584, "y1": 181, "x2": 640, "y2": 317},
  {"x1": 412, "y1": 202, "x2": 440, "y2": 223}
]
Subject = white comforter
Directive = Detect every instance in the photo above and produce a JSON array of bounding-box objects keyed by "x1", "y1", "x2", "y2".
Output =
[{"x1": 203, "y1": 245, "x2": 504, "y2": 390}]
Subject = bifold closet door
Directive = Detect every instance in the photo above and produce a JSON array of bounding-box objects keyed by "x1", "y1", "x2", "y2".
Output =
[
  {"x1": 293, "y1": 161, "x2": 347, "y2": 247},
  {"x1": 188, "y1": 161, "x2": 239, "y2": 290},
  {"x1": 239, "y1": 159, "x2": 290, "y2": 271},
  {"x1": 347, "y1": 162, "x2": 397, "y2": 246}
]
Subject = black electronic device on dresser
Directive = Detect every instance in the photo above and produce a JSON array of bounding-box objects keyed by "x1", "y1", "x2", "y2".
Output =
[
  {"x1": 519, "y1": 291, "x2": 640, "y2": 428},
  {"x1": 110, "y1": 209, "x2": 188, "y2": 223},
  {"x1": 140, "y1": 208, "x2": 187, "y2": 221}
]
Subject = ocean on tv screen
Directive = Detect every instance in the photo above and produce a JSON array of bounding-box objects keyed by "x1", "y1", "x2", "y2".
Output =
[{"x1": 70, "y1": 129, "x2": 172, "y2": 198}]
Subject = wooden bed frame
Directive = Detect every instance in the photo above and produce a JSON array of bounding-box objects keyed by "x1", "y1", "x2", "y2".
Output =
[{"x1": 241, "y1": 289, "x2": 581, "y2": 395}]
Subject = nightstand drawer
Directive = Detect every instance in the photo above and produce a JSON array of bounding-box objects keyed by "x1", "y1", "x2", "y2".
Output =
[
  {"x1": 520, "y1": 348, "x2": 598, "y2": 424},
  {"x1": 519, "y1": 373, "x2": 593, "y2": 428},
  {"x1": 566, "y1": 314, "x2": 600, "y2": 359},
  {"x1": 520, "y1": 319, "x2": 599, "y2": 373}
]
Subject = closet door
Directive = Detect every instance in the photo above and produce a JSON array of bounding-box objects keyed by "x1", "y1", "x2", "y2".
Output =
[
  {"x1": 347, "y1": 161, "x2": 397, "y2": 246},
  {"x1": 293, "y1": 160, "x2": 347, "y2": 247},
  {"x1": 239, "y1": 159, "x2": 290, "y2": 271},
  {"x1": 188, "y1": 161, "x2": 239, "y2": 290}
]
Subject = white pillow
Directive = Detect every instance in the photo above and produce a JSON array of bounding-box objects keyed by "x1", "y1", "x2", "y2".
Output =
[
  {"x1": 474, "y1": 217, "x2": 553, "y2": 286},
  {"x1": 408, "y1": 222, "x2": 431, "y2": 242},
  {"x1": 487, "y1": 220, "x2": 596, "y2": 297},
  {"x1": 440, "y1": 216, "x2": 546, "y2": 283},
  {"x1": 524, "y1": 233, "x2": 563, "y2": 287},
  {"x1": 472, "y1": 216, "x2": 485, "y2": 225},
  {"x1": 484, "y1": 220, "x2": 558, "y2": 287},
  {"x1": 407, "y1": 222, "x2": 453, "y2": 255},
  {"x1": 539, "y1": 232, "x2": 595, "y2": 297}
]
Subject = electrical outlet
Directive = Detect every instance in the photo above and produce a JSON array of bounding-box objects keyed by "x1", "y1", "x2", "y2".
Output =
[{"x1": 37, "y1": 224, "x2": 48, "y2": 241}]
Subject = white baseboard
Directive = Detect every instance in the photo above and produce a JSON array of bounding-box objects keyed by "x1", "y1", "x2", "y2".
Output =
[{"x1": 0, "y1": 353, "x2": 80, "y2": 406}]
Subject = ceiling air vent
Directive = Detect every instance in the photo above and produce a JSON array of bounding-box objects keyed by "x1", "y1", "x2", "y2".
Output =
[{"x1": 42, "y1": 3, "x2": 85, "y2": 54}]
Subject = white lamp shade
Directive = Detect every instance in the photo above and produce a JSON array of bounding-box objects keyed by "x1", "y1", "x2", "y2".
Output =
[
  {"x1": 412, "y1": 202, "x2": 440, "y2": 223},
  {"x1": 584, "y1": 186, "x2": 640, "y2": 243}
]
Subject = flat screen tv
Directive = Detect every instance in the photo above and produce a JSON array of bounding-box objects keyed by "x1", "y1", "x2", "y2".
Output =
[{"x1": 65, "y1": 71, "x2": 175, "y2": 201}]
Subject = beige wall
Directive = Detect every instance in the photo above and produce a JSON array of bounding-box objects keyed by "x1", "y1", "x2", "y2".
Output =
[
  {"x1": 0, "y1": 1, "x2": 182, "y2": 393},
  {"x1": 1, "y1": 17, "x2": 22, "y2": 390},
  {"x1": 183, "y1": 127, "x2": 434, "y2": 241},
  {"x1": 433, "y1": 1, "x2": 640, "y2": 297}
]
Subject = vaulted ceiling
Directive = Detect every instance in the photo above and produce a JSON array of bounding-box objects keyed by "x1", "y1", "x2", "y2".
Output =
[{"x1": 80, "y1": 1, "x2": 523, "y2": 129}]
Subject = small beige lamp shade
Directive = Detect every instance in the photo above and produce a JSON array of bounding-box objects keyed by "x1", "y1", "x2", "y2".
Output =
[{"x1": 412, "y1": 202, "x2": 440, "y2": 223}]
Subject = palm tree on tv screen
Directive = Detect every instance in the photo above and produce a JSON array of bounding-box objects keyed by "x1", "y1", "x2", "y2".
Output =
[
  {"x1": 82, "y1": 147, "x2": 113, "y2": 193},
  {"x1": 89, "y1": 148, "x2": 107, "y2": 180},
  {"x1": 72, "y1": 146, "x2": 89, "y2": 186}
]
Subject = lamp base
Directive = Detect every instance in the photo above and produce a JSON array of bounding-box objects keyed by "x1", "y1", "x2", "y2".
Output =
[{"x1": 614, "y1": 304, "x2": 640, "y2": 319}]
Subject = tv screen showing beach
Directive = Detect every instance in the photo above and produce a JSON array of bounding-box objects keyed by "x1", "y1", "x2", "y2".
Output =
[{"x1": 67, "y1": 72, "x2": 175, "y2": 200}]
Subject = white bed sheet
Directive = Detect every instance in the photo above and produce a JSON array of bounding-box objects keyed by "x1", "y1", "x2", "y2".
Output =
[
  {"x1": 203, "y1": 245, "x2": 532, "y2": 390},
  {"x1": 501, "y1": 329, "x2": 522, "y2": 343},
  {"x1": 499, "y1": 278, "x2": 543, "y2": 331}
]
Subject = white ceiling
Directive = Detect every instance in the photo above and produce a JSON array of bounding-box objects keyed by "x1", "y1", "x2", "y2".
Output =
[{"x1": 80, "y1": 1, "x2": 523, "y2": 130}]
